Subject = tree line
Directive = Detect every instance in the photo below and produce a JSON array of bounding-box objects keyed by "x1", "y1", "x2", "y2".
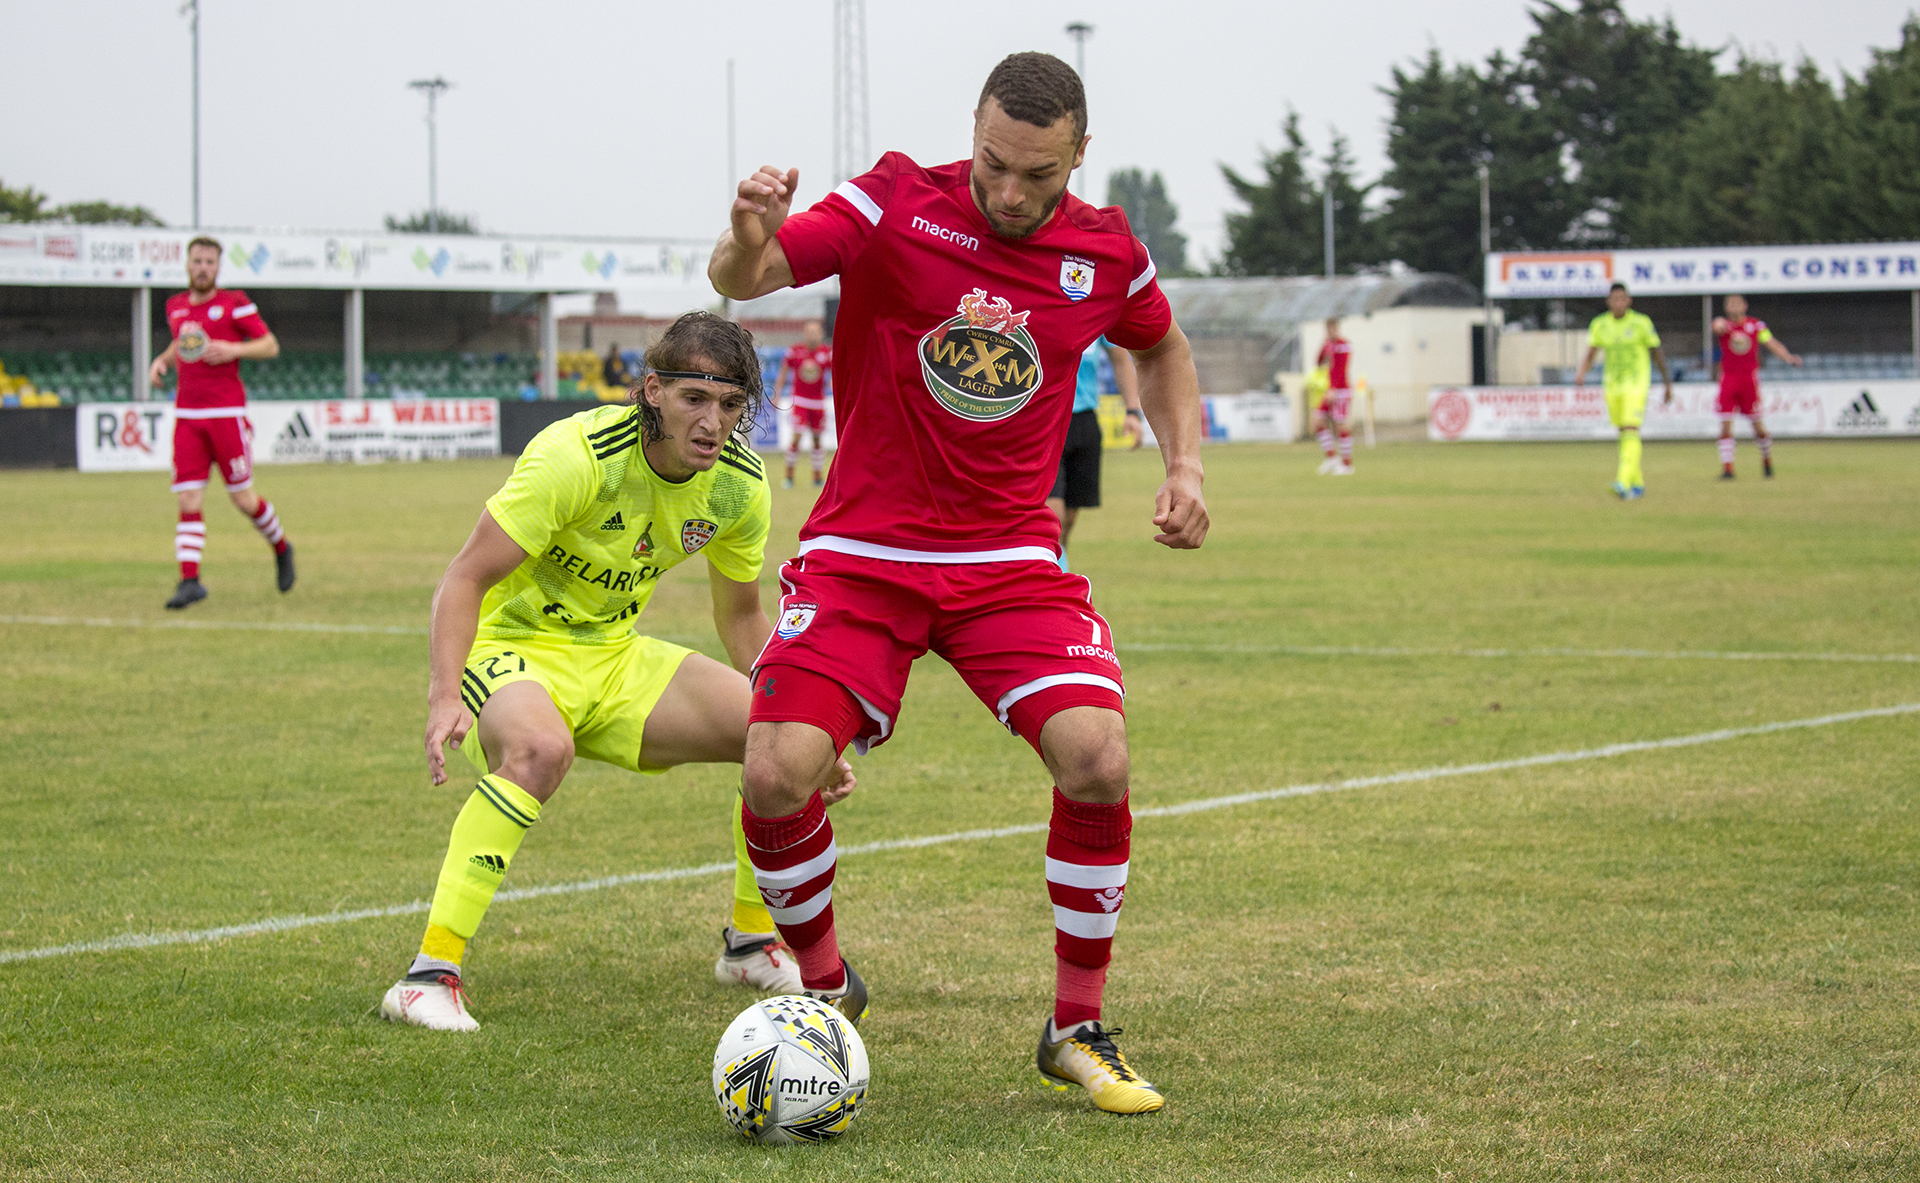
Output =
[{"x1": 1208, "y1": 2, "x2": 1920, "y2": 284}]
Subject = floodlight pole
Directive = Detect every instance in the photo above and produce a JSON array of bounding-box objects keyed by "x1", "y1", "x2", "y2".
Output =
[
  {"x1": 409, "y1": 77, "x2": 451, "y2": 232},
  {"x1": 1324, "y1": 183, "x2": 1335, "y2": 278},
  {"x1": 1065, "y1": 22, "x2": 1092, "y2": 193},
  {"x1": 182, "y1": 0, "x2": 200, "y2": 226},
  {"x1": 1479, "y1": 162, "x2": 1497, "y2": 385}
]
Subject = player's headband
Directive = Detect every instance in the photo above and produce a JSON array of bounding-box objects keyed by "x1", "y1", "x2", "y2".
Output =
[{"x1": 652, "y1": 370, "x2": 746, "y2": 390}]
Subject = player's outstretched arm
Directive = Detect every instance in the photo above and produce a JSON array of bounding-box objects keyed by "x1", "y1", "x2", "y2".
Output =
[
  {"x1": 1107, "y1": 343, "x2": 1144, "y2": 450},
  {"x1": 710, "y1": 166, "x2": 799, "y2": 301},
  {"x1": 425, "y1": 511, "x2": 530, "y2": 786},
  {"x1": 202, "y1": 330, "x2": 280, "y2": 366},
  {"x1": 708, "y1": 564, "x2": 772, "y2": 676},
  {"x1": 1652, "y1": 346, "x2": 1674, "y2": 404},
  {"x1": 147, "y1": 340, "x2": 178, "y2": 389},
  {"x1": 1574, "y1": 346, "x2": 1600, "y2": 386},
  {"x1": 1133, "y1": 322, "x2": 1209, "y2": 550},
  {"x1": 1766, "y1": 336, "x2": 1803, "y2": 366}
]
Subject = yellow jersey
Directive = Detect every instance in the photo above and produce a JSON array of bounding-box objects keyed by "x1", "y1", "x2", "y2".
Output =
[
  {"x1": 480, "y1": 404, "x2": 771, "y2": 646},
  {"x1": 1587, "y1": 311, "x2": 1661, "y2": 393}
]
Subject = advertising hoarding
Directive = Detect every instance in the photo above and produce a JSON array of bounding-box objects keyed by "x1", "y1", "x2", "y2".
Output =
[{"x1": 1428, "y1": 380, "x2": 1920, "y2": 441}]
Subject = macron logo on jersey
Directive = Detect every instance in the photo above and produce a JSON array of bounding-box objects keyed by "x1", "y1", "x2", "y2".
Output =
[{"x1": 911, "y1": 216, "x2": 979, "y2": 252}]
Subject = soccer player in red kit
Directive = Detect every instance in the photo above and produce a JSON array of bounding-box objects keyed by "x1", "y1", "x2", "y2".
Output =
[
  {"x1": 1711, "y1": 294, "x2": 1800, "y2": 479},
  {"x1": 1313, "y1": 318, "x2": 1355, "y2": 474},
  {"x1": 147, "y1": 236, "x2": 296, "y2": 609},
  {"x1": 775, "y1": 317, "x2": 833, "y2": 489},
  {"x1": 711, "y1": 51, "x2": 1208, "y2": 1115}
]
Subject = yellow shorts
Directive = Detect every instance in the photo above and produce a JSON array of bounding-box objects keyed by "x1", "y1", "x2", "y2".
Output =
[
  {"x1": 460, "y1": 631, "x2": 694, "y2": 776},
  {"x1": 1605, "y1": 385, "x2": 1649, "y2": 429}
]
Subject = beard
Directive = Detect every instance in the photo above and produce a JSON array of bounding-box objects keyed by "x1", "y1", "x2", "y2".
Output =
[
  {"x1": 970, "y1": 174, "x2": 1068, "y2": 241},
  {"x1": 188, "y1": 273, "x2": 217, "y2": 293}
]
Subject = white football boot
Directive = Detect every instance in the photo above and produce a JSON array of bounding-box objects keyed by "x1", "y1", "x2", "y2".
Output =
[
  {"x1": 1037, "y1": 1018, "x2": 1164, "y2": 1114},
  {"x1": 1333, "y1": 462, "x2": 1354, "y2": 476},
  {"x1": 714, "y1": 928, "x2": 804, "y2": 994},
  {"x1": 1316, "y1": 457, "x2": 1338, "y2": 475},
  {"x1": 380, "y1": 972, "x2": 480, "y2": 1032}
]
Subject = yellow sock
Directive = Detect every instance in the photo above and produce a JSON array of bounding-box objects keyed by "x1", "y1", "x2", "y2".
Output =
[
  {"x1": 1617, "y1": 431, "x2": 1642, "y2": 488},
  {"x1": 730, "y1": 795, "x2": 777, "y2": 936},
  {"x1": 419, "y1": 775, "x2": 542, "y2": 964}
]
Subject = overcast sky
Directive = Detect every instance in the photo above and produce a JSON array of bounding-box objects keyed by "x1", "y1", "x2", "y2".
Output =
[{"x1": 5, "y1": 1, "x2": 1910, "y2": 271}]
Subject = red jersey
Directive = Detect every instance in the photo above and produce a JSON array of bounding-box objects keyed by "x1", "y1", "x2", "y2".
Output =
[
  {"x1": 783, "y1": 343, "x2": 833, "y2": 409},
  {"x1": 774, "y1": 152, "x2": 1172, "y2": 557},
  {"x1": 1716, "y1": 317, "x2": 1771, "y2": 379},
  {"x1": 165, "y1": 288, "x2": 269, "y2": 413},
  {"x1": 1317, "y1": 337, "x2": 1353, "y2": 390}
]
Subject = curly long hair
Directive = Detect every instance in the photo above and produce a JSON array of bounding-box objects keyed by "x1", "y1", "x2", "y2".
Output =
[{"x1": 631, "y1": 310, "x2": 764, "y2": 445}]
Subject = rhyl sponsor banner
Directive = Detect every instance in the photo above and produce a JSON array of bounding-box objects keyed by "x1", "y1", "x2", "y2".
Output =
[
  {"x1": 2, "y1": 226, "x2": 712, "y2": 296},
  {"x1": 77, "y1": 400, "x2": 501, "y2": 471},
  {"x1": 1486, "y1": 242, "x2": 1920, "y2": 298},
  {"x1": 1428, "y1": 380, "x2": 1920, "y2": 441}
]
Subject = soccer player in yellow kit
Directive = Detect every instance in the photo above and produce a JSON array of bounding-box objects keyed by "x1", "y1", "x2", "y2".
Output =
[
  {"x1": 382, "y1": 312, "x2": 853, "y2": 1031},
  {"x1": 1575, "y1": 282, "x2": 1673, "y2": 500}
]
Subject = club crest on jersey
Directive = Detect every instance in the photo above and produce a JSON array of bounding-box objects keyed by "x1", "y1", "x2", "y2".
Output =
[
  {"x1": 917, "y1": 288, "x2": 1045, "y2": 422},
  {"x1": 632, "y1": 522, "x2": 655, "y2": 559},
  {"x1": 681, "y1": 518, "x2": 717, "y2": 553},
  {"x1": 776, "y1": 602, "x2": 818, "y2": 639},
  {"x1": 177, "y1": 322, "x2": 209, "y2": 362},
  {"x1": 207, "y1": 304, "x2": 225, "y2": 320},
  {"x1": 1059, "y1": 255, "x2": 1095, "y2": 301}
]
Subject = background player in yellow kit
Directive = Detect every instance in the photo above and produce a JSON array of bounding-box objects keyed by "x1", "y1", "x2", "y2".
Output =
[
  {"x1": 382, "y1": 312, "x2": 852, "y2": 1031},
  {"x1": 1575, "y1": 282, "x2": 1672, "y2": 500}
]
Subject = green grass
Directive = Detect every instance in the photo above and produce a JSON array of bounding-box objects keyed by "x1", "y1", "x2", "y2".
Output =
[{"x1": 2, "y1": 439, "x2": 1917, "y2": 1181}]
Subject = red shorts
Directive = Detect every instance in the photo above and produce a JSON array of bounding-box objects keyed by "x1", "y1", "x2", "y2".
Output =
[
  {"x1": 751, "y1": 547, "x2": 1124, "y2": 753},
  {"x1": 171, "y1": 413, "x2": 254, "y2": 492},
  {"x1": 1317, "y1": 390, "x2": 1352, "y2": 422},
  {"x1": 1716, "y1": 374, "x2": 1759, "y2": 418},
  {"x1": 790, "y1": 402, "x2": 827, "y2": 432}
]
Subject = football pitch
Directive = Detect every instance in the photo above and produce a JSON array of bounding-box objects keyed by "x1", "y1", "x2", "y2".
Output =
[{"x1": 3, "y1": 438, "x2": 1916, "y2": 1181}]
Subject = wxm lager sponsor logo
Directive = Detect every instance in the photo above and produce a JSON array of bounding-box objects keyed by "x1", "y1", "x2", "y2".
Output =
[{"x1": 918, "y1": 289, "x2": 1044, "y2": 422}]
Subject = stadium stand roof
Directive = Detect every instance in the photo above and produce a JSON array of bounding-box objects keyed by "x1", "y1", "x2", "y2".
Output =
[{"x1": 1158, "y1": 274, "x2": 1482, "y2": 337}]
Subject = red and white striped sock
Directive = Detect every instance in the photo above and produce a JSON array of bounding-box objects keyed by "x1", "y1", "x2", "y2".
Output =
[
  {"x1": 1337, "y1": 431, "x2": 1353, "y2": 465},
  {"x1": 1718, "y1": 437, "x2": 1736, "y2": 467},
  {"x1": 1316, "y1": 428, "x2": 1335, "y2": 458},
  {"x1": 1047, "y1": 788, "x2": 1131, "y2": 1030},
  {"x1": 248, "y1": 499, "x2": 289, "y2": 554},
  {"x1": 1757, "y1": 434, "x2": 1772, "y2": 461},
  {"x1": 811, "y1": 446, "x2": 824, "y2": 478},
  {"x1": 742, "y1": 791, "x2": 845, "y2": 991},
  {"x1": 176, "y1": 512, "x2": 205, "y2": 580}
]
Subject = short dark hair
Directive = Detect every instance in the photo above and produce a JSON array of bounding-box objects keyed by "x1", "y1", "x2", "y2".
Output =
[
  {"x1": 187, "y1": 235, "x2": 222, "y2": 256},
  {"x1": 635, "y1": 310, "x2": 763, "y2": 444},
  {"x1": 978, "y1": 52, "x2": 1086, "y2": 140},
  {"x1": 1609, "y1": 282, "x2": 1629, "y2": 295}
]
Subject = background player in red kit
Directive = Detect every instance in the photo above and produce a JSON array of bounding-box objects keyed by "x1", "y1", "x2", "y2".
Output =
[
  {"x1": 147, "y1": 236, "x2": 296, "y2": 609},
  {"x1": 1711, "y1": 294, "x2": 1801, "y2": 480},
  {"x1": 711, "y1": 51, "x2": 1208, "y2": 1115},
  {"x1": 774, "y1": 317, "x2": 833, "y2": 489},
  {"x1": 1313, "y1": 317, "x2": 1356, "y2": 474}
]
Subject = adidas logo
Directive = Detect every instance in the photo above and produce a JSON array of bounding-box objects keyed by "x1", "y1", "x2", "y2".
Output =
[
  {"x1": 469, "y1": 853, "x2": 507, "y2": 874},
  {"x1": 278, "y1": 413, "x2": 313, "y2": 440},
  {"x1": 1834, "y1": 391, "x2": 1888, "y2": 431},
  {"x1": 600, "y1": 512, "x2": 625, "y2": 531}
]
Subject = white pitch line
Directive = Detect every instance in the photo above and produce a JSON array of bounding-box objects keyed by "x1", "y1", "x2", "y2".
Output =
[
  {"x1": 1121, "y1": 642, "x2": 1920, "y2": 664},
  {"x1": 5, "y1": 615, "x2": 1911, "y2": 665},
  {"x1": 0, "y1": 615, "x2": 710, "y2": 647},
  {"x1": 4, "y1": 701, "x2": 1914, "y2": 967}
]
